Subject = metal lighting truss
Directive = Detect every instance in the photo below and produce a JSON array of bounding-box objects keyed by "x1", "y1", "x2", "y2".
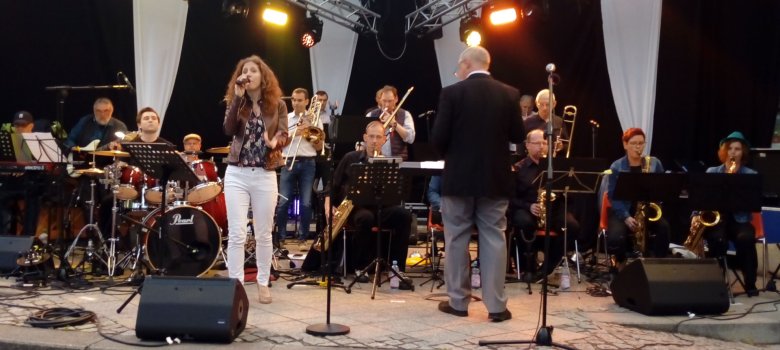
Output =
[
  {"x1": 283, "y1": 0, "x2": 382, "y2": 34},
  {"x1": 405, "y1": 0, "x2": 488, "y2": 36}
]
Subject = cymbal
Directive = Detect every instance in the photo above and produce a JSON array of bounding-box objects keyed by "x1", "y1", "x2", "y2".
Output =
[
  {"x1": 90, "y1": 150, "x2": 130, "y2": 157},
  {"x1": 206, "y1": 146, "x2": 230, "y2": 154},
  {"x1": 75, "y1": 167, "x2": 105, "y2": 176}
]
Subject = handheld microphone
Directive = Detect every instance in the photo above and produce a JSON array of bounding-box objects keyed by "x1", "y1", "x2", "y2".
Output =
[
  {"x1": 589, "y1": 120, "x2": 600, "y2": 128},
  {"x1": 236, "y1": 76, "x2": 250, "y2": 86},
  {"x1": 545, "y1": 63, "x2": 556, "y2": 73},
  {"x1": 117, "y1": 71, "x2": 135, "y2": 94}
]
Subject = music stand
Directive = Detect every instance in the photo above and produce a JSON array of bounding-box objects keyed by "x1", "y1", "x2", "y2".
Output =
[
  {"x1": 122, "y1": 142, "x2": 200, "y2": 274},
  {"x1": 344, "y1": 162, "x2": 411, "y2": 298},
  {"x1": 538, "y1": 157, "x2": 607, "y2": 284},
  {"x1": 612, "y1": 172, "x2": 686, "y2": 204},
  {"x1": 688, "y1": 173, "x2": 763, "y2": 300}
]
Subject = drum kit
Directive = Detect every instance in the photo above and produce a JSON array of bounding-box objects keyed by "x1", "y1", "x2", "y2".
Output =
[{"x1": 63, "y1": 146, "x2": 231, "y2": 278}]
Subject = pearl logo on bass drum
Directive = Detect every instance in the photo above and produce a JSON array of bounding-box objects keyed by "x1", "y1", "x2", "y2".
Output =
[{"x1": 170, "y1": 214, "x2": 195, "y2": 225}]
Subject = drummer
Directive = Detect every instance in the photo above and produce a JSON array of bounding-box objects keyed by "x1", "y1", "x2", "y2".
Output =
[
  {"x1": 182, "y1": 133, "x2": 202, "y2": 163},
  {"x1": 111, "y1": 107, "x2": 174, "y2": 148}
]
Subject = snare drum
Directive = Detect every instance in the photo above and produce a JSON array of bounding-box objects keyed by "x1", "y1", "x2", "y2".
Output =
[
  {"x1": 145, "y1": 182, "x2": 182, "y2": 205},
  {"x1": 142, "y1": 205, "x2": 222, "y2": 277},
  {"x1": 187, "y1": 160, "x2": 222, "y2": 204}
]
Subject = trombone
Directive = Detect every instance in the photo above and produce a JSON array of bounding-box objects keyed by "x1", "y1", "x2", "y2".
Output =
[
  {"x1": 553, "y1": 105, "x2": 577, "y2": 158},
  {"x1": 380, "y1": 86, "x2": 414, "y2": 133},
  {"x1": 284, "y1": 96, "x2": 324, "y2": 170}
]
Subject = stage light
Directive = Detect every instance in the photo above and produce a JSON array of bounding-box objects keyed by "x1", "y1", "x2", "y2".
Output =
[
  {"x1": 460, "y1": 16, "x2": 482, "y2": 47},
  {"x1": 222, "y1": 0, "x2": 249, "y2": 18},
  {"x1": 489, "y1": 7, "x2": 518, "y2": 25},
  {"x1": 300, "y1": 14, "x2": 323, "y2": 48},
  {"x1": 262, "y1": 7, "x2": 288, "y2": 26}
]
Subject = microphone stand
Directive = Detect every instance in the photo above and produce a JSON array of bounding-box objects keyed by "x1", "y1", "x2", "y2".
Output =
[
  {"x1": 591, "y1": 122, "x2": 598, "y2": 158},
  {"x1": 480, "y1": 64, "x2": 575, "y2": 349},
  {"x1": 306, "y1": 112, "x2": 349, "y2": 336}
]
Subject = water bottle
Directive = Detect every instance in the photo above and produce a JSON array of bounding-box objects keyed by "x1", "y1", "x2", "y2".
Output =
[
  {"x1": 560, "y1": 264, "x2": 571, "y2": 290},
  {"x1": 390, "y1": 260, "x2": 400, "y2": 289},
  {"x1": 471, "y1": 260, "x2": 481, "y2": 289}
]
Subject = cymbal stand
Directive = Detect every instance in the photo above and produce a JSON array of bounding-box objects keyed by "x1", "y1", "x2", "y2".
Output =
[{"x1": 64, "y1": 178, "x2": 106, "y2": 272}]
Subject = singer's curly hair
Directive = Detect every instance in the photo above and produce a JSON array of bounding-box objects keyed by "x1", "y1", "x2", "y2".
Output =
[{"x1": 223, "y1": 55, "x2": 282, "y2": 116}]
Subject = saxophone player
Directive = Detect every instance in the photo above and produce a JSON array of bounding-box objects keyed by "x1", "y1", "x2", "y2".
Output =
[
  {"x1": 605, "y1": 128, "x2": 670, "y2": 270},
  {"x1": 693, "y1": 131, "x2": 759, "y2": 296},
  {"x1": 330, "y1": 121, "x2": 412, "y2": 278},
  {"x1": 509, "y1": 129, "x2": 580, "y2": 279}
]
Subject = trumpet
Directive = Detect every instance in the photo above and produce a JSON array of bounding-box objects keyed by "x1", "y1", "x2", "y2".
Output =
[{"x1": 553, "y1": 105, "x2": 577, "y2": 158}]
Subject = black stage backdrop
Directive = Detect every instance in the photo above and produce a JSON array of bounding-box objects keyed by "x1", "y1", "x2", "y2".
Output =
[{"x1": 1, "y1": 0, "x2": 778, "y2": 166}]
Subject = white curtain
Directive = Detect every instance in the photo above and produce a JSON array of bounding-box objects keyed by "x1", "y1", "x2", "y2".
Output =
[
  {"x1": 602, "y1": 0, "x2": 662, "y2": 151},
  {"x1": 133, "y1": 0, "x2": 189, "y2": 132},
  {"x1": 434, "y1": 21, "x2": 467, "y2": 88},
  {"x1": 310, "y1": 17, "x2": 359, "y2": 114}
]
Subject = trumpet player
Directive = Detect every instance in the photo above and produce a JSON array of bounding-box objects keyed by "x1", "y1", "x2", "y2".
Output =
[
  {"x1": 275, "y1": 88, "x2": 323, "y2": 244},
  {"x1": 694, "y1": 131, "x2": 759, "y2": 296},
  {"x1": 365, "y1": 85, "x2": 415, "y2": 160},
  {"x1": 606, "y1": 128, "x2": 670, "y2": 269},
  {"x1": 509, "y1": 129, "x2": 581, "y2": 278}
]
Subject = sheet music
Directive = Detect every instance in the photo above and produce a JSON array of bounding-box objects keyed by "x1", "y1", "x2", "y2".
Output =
[{"x1": 21, "y1": 132, "x2": 65, "y2": 163}]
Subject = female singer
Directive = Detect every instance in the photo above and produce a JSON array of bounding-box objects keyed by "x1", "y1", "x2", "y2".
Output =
[
  {"x1": 700, "y1": 131, "x2": 759, "y2": 296},
  {"x1": 223, "y1": 55, "x2": 288, "y2": 303}
]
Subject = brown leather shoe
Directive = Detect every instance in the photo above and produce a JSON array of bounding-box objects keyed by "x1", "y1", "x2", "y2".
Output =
[
  {"x1": 438, "y1": 301, "x2": 468, "y2": 317},
  {"x1": 488, "y1": 309, "x2": 512, "y2": 322}
]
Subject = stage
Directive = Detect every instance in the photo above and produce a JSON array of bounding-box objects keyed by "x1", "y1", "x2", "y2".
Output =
[{"x1": 0, "y1": 240, "x2": 778, "y2": 350}]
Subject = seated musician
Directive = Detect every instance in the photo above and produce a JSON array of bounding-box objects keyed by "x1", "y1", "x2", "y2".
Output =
[
  {"x1": 606, "y1": 128, "x2": 670, "y2": 270},
  {"x1": 365, "y1": 86, "x2": 415, "y2": 160},
  {"x1": 63, "y1": 97, "x2": 128, "y2": 151},
  {"x1": 509, "y1": 129, "x2": 580, "y2": 278},
  {"x1": 0, "y1": 111, "x2": 43, "y2": 235},
  {"x1": 694, "y1": 131, "x2": 759, "y2": 296},
  {"x1": 275, "y1": 88, "x2": 323, "y2": 244},
  {"x1": 182, "y1": 133, "x2": 202, "y2": 163},
  {"x1": 331, "y1": 121, "x2": 411, "y2": 276}
]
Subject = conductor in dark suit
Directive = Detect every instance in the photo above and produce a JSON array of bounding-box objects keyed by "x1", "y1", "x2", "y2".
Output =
[{"x1": 432, "y1": 46, "x2": 524, "y2": 322}]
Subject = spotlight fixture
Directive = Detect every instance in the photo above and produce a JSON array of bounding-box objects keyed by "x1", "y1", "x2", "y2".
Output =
[
  {"x1": 300, "y1": 14, "x2": 323, "y2": 48},
  {"x1": 222, "y1": 0, "x2": 249, "y2": 18},
  {"x1": 262, "y1": 5, "x2": 289, "y2": 26},
  {"x1": 459, "y1": 15, "x2": 482, "y2": 47},
  {"x1": 488, "y1": 7, "x2": 518, "y2": 26}
]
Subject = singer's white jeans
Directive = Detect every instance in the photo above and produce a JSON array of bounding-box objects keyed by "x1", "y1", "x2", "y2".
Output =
[{"x1": 224, "y1": 165, "x2": 277, "y2": 286}]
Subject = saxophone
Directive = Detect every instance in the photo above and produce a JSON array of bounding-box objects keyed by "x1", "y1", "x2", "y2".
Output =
[
  {"x1": 683, "y1": 158, "x2": 735, "y2": 257},
  {"x1": 632, "y1": 156, "x2": 662, "y2": 256},
  {"x1": 313, "y1": 198, "x2": 354, "y2": 252},
  {"x1": 536, "y1": 188, "x2": 557, "y2": 229}
]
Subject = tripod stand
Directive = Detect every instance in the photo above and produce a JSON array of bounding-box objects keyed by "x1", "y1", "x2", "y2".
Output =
[{"x1": 344, "y1": 161, "x2": 412, "y2": 298}]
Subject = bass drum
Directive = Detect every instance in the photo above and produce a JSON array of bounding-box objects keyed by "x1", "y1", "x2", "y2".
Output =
[{"x1": 142, "y1": 205, "x2": 221, "y2": 277}]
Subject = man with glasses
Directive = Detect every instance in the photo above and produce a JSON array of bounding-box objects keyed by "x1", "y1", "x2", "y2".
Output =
[
  {"x1": 509, "y1": 129, "x2": 580, "y2": 280},
  {"x1": 605, "y1": 128, "x2": 670, "y2": 271},
  {"x1": 365, "y1": 86, "x2": 415, "y2": 160}
]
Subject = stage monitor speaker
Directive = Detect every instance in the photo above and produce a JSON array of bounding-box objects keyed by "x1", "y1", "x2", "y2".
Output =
[
  {"x1": 611, "y1": 258, "x2": 729, "y2": 316},
  {"x1": 0, "y1": 235, "x2": 34, "y2": 272},
  {"x1": 136, "y1": 276, "x2": 248, "y2": 343}
]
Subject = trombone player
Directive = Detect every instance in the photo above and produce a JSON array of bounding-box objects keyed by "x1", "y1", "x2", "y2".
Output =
[
  {"x1": 275, "y1": 88, "x2": 323, "y2": 244},
  {"x1": 523, "y1": 89, "x2": 569, "y2": 156},
  {"x1": 605, "y1": 128, "x2": 670, "y2": 270},
  {"x1": 690, "y1": 131, "x2": 759, "y2": 296},
  {"x1": 365, "y1": 85, "x2": 415, "y2": 160}
]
